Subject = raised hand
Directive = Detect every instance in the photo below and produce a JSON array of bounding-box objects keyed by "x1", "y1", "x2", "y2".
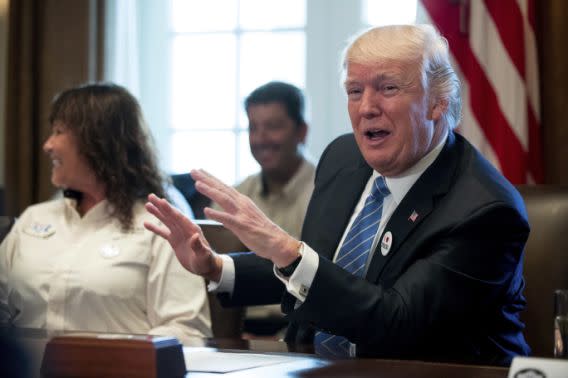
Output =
[
  {"x1": 191, "y1": 169, "x2": 301, "y2": 267},
  {"x1": 143, "y1": 193, "x2": 223, "y2": 281}
]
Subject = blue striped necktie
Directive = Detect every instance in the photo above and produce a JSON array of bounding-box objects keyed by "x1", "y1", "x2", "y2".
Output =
[{"x1": 314, "y1": 175, "x2": 390, "y2": 357}]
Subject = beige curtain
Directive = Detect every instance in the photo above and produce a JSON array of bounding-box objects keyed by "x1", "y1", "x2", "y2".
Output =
[{"x1": 4, "y1": 0, "x2": 105, "y2": 216}]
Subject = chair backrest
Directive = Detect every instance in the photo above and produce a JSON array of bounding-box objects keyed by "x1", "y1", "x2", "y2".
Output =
[
  {"x1": 517, "y1": 185, "x2": 568, "y2": 357},
  {"x1": 170, "y1": 174, "x2": 211, "y2": 219},
  {"x1": 195, "y1": 220, "x2": 247, "y2": 338},
  {"x1": 0, "y1": 216, "x2": 15, "y2": 243}
]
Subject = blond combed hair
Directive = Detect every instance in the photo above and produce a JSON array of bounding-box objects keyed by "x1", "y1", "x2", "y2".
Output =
[{"x1": 341, "y1": 24, "x2": 462, "y2": 130}]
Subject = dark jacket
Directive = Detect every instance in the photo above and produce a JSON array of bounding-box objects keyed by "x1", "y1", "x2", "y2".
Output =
[{"x1": 222, "y1": 132, "x2": 530, "y2": 365}]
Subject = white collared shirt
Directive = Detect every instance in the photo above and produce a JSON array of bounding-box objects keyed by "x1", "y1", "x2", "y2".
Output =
[{"x1": 0, "y1": 198, "x2": 212, "y2": 342}]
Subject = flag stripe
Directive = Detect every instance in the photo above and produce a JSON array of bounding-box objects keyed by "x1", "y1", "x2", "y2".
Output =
[
  {"x1": 457, "y1": 71, "x2": 501, "y2": 171},
  {"x1": 484, "y1": 0, "x2": 526, "y2": 78},
  {"x1": 470, "y1": 0, "x2": 528, "y2": 150},
  {"x1": 526, "y1": 0, "x2": 537, "y2": 32},
  {"x1": 466, "y1": 59, "x2": 527, "y2": 183},
  {"x1": 519, "y1": 0, "x2": 543, "y2": 182}
]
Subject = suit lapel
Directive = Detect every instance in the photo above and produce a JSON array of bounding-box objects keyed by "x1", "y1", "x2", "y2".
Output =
[
  {"x1": 317, "y1": 164, "x2": 372, "y2": 260},
  {"x1": 366, "y1": 132, "x2": 461, "y2": 283}
]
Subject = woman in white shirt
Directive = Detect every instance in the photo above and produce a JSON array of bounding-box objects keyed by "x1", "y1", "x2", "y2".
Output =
[{"x1": 0, "y1": 83, "x2": 211, "y2": 341}]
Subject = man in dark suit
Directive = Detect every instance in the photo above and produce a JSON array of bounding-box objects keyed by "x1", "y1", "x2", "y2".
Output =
[{"x1": 145, "y1": 24, "x2": 530, "y2": 365}]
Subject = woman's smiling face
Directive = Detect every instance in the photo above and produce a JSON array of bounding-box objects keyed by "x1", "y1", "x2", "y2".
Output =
[{"x1": 43, "y1": 121, "x2": 96, "y2": 191}]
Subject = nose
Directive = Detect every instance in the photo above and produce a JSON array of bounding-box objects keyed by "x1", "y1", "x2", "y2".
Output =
[
  {"x1": 43, "y1": 135, "x2": 53, "y2": 153},
  {"x1": 249, "y1": 126, "x2": 268, "y2": 144},
  {"x1": 359, "y1": 89, "x2": 382, "y2": 119}
]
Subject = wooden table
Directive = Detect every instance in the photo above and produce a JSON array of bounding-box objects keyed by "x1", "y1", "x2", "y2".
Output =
[{"x1": 4, "y1": 328, "x2": 509, "y2": 378}]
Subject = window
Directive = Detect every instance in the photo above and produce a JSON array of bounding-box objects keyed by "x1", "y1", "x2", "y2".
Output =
[
  {"x1": 168, "y1": 0, "x2": 306, "y2": 184},
  {"x1": 105, "y1": 0, "x2": 417, "y2": 185}
]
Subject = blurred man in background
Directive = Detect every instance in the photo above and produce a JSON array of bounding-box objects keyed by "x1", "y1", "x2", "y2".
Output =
[{"x1": 220, "y1": 81, "x2": 316, "y2": 337}]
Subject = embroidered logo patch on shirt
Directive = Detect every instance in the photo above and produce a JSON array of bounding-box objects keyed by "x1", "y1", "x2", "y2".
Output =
[
  {"x1": 99, "y1": 244, "x2": 120, "y2": 258},
  {"x1": 24, "y1": 222, "x2": 56, "y2": 238}
]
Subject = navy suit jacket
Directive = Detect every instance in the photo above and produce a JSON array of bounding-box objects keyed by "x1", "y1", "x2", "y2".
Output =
[{"x1": 222, "y1": 131, "x2": 530, "y2": 365}]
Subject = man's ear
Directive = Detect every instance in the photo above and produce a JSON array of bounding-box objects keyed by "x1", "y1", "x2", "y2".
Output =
[{"x1": 429, "y1": 98, "x2": 448, "y2": 122}]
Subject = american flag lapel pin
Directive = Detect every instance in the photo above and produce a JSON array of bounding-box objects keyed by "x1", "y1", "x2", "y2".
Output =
[{"x1": 408, "y1": 210, "x2": 419, "y2": 222}]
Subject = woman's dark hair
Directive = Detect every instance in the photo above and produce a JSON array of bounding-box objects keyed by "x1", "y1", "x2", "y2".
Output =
[{"x1": 48, "y1": 83, "x2": 166, "y2": 230}]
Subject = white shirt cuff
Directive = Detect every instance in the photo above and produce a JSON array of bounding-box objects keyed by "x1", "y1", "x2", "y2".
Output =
[
  {"x1": 273, "y1": 242, "x2": 319, "y2": 302},
  {"x1": 207, "y1": 254, "x2": 235, "y2": 294}
]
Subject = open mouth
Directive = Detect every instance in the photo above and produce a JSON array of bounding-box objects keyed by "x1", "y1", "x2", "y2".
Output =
[
  {"x1": 253, "y1": 145, "x2": 278, "y2": 159},
  {"x1": 364, "y1": 129, "x2": 390, "y2": 140}
]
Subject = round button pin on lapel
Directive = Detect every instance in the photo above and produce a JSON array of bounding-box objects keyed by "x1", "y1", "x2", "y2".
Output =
[{"x1": 380, "y1": 231, "x2": 393, "y2": 256}]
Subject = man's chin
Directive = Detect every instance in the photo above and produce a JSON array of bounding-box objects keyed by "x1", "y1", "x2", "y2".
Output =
[
  {"x1": 259, "y1": 164, "x2": 283, "y2": 177},
  {"x1": 361, "y1": 154, "x2": 396, "y2": 176},
  {"x1": 51, "y1": 177, "x2": 65, "y2": 189},
  {"x1": 257, "y1": 158, "x2": 279, "y2": 172},
  {"x1": 260, "y1": 166, "x2": 278, "y2": 175}
]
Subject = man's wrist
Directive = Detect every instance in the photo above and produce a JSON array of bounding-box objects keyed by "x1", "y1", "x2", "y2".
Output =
[
  {"x1": 274, "y1": 238, "x2": 303, "y2": 268},
  {"x1": 204, "y1": 253, "x2": 224, "y2": 282},
  {"x1": 277, "y1": 253, "x2": 302, "y2": 277}
]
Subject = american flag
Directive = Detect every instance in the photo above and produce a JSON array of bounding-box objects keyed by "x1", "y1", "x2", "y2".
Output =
[
  {"x1": 419, "y1": 0, "x2": 543, "y2": 184},
  {"x1": 409, "y1": 210, "x2": 419, "y2": 222}
]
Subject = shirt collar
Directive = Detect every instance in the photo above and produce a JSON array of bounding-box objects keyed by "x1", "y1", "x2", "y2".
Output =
[
  {"x1": 63, "y1": 196, "x2": 113, "y2": 223},
  {"x1": 376, "y1": 133, "x2": 448, "y2": 205},
  {"x1": 260, "y1": 158, "x2": 311, "y2": 198}
]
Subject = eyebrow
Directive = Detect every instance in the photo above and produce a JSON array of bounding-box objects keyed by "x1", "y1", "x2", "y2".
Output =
[{"x1": 344, "y1": 73, "x2": 400, "y2": 88}]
